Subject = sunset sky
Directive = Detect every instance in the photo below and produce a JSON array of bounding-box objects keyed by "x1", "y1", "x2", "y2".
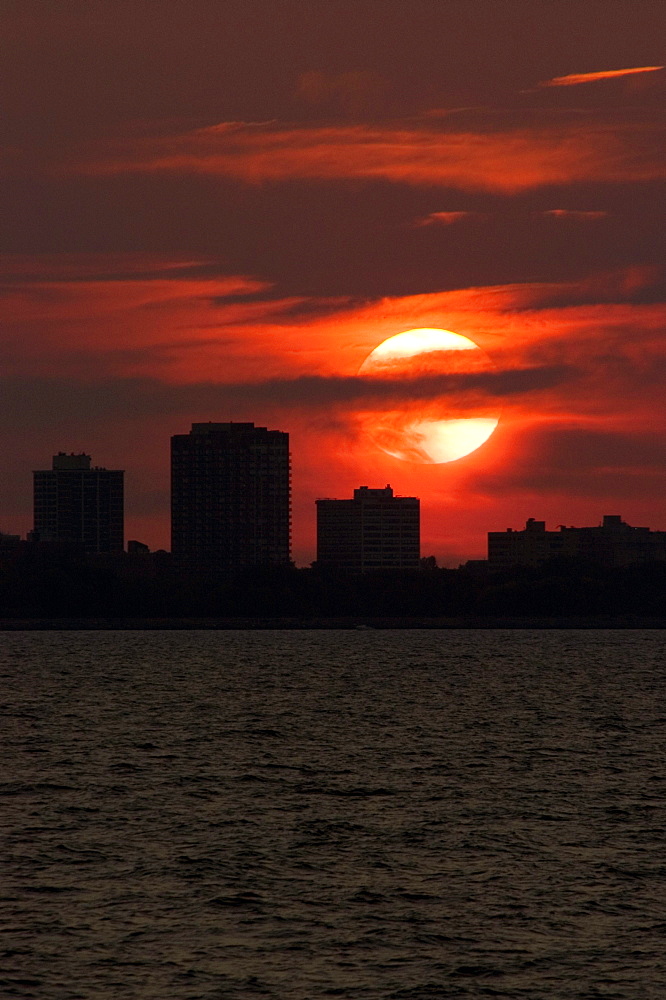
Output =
[{"x1": 2, "y1": 0, "x2": 664, "y2": 565}]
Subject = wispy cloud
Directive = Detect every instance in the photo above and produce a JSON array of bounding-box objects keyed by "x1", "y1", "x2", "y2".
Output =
[
  {"x1": 537, "y1": 66, "x2": 664, "y2": 88},
  {"x1": 68, "y1": 118, "x2": 665, "y2": 193},
  {"x1": 540, "y1": 209, "x2": 608, "y2": 220},
  {"x1": 3, "y1": 257, "x2": 663, "y2": 389},
  {"x1": 413, "y1": 211, "x2": 479, "y2": 227}
]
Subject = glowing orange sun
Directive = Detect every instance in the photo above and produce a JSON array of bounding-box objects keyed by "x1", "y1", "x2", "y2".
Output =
[{"x1": 359, "y1": 328, "x2": 499, "y2": 464}]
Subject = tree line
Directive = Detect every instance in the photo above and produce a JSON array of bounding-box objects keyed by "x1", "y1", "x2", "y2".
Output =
[{"x1": 0, "y1": 545, "x2": 664, "y2": 620}]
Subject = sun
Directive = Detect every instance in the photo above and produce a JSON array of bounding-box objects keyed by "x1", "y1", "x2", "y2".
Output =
[{"x1": 358, "y1": 327, "x2": 499, "y2": 464}]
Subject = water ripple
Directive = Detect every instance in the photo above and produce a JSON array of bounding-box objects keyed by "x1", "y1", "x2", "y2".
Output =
[{"x1": 2, "y1": 628, "x2": 666, "y2": 998}]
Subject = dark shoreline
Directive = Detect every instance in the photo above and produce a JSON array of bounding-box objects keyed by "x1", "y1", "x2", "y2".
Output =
[{"x1": 1, "y1": 616, "x2": 664, "y2": 631}]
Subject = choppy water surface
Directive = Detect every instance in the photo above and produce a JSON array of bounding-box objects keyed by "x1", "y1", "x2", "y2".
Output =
[{"x1": 2, "y1": 629, "x2": 666, "y2": 999}]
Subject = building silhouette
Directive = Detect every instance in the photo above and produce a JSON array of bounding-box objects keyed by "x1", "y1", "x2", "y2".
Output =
[
  {"x1": 316, "y1": 485, "x2": 420, "y2": 572},
  {"x1": 488, "y1": 515, "x2": 666, "y2": 569},
  {"x1": 171, "y1": 422, "x2": 290, "y2": 572},
  {"x1": 33, "y1": 452, "x2": 124, "y2": 553}
]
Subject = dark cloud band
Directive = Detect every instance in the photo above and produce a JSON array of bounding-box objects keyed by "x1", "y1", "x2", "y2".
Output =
[{"x1": 0, "y1": 365, "x2": 575, "y2": 429}]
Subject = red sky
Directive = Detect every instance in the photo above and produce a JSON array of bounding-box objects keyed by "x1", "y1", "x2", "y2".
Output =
[{"x1": 1, "y1": 0, "x2": 664, "y2": 565}]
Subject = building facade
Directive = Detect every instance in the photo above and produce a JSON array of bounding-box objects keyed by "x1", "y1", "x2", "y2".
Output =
[
  {"x1": 171, "y1": 422, "x2": 290, "y2": 571},
  {"x1": 488, "y1": 515, "x2": 666, "y2": 570},
  {"x1": 316, "y1": 485, "x2": 420, "y2": 572},
  {"x1": 33, "y1": 453, "x2": 124, "y2": 553}
]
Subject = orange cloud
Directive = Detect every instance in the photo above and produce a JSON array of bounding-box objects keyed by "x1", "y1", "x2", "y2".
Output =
[
  {"x1": 70, "y1": 118, "x2": 665, "y2": 192},
  {"x1": 538, "y1": 66, "x2": 664, "y2": 87},
  {"x1": 3, "y1": 256, "x2": 663, "y2": 422},
  {"x1": 540, "y1": 209, "x2": 608, "y2": 219},
  {"x1": 413, "y1": 211, "x2": 479, "y2": 227},
  {"x1": 0, "y1": 255, "x2": 282, "y2": 381}
]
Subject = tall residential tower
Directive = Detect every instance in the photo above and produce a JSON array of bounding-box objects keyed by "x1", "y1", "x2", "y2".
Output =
[
  {"x1": 171, "y1": 422, "x2": 290, "y2": 571},
  {"x1": 33, "y1": 452, "x2": 124, "y2": 553}
]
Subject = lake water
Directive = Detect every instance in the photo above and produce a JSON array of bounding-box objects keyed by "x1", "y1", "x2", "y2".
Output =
[{"x1": 2, "y1": 629, "x2": 666, "y2": 999}]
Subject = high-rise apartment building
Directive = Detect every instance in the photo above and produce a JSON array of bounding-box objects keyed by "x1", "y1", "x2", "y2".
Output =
[
  {"x1": 33, "y1": 453, "x2": 124, "y2": 553},
  {"x1": 316, "y1": 485, "x2": 420, "y2": 572},
  {"x1": 171, "y1": 422, "x2": 290, "y2": 571}
]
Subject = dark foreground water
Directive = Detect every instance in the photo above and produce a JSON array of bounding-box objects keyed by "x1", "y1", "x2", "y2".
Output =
[{"x1": 2, "y1": 629, "x2": 666, "y2": 999}]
